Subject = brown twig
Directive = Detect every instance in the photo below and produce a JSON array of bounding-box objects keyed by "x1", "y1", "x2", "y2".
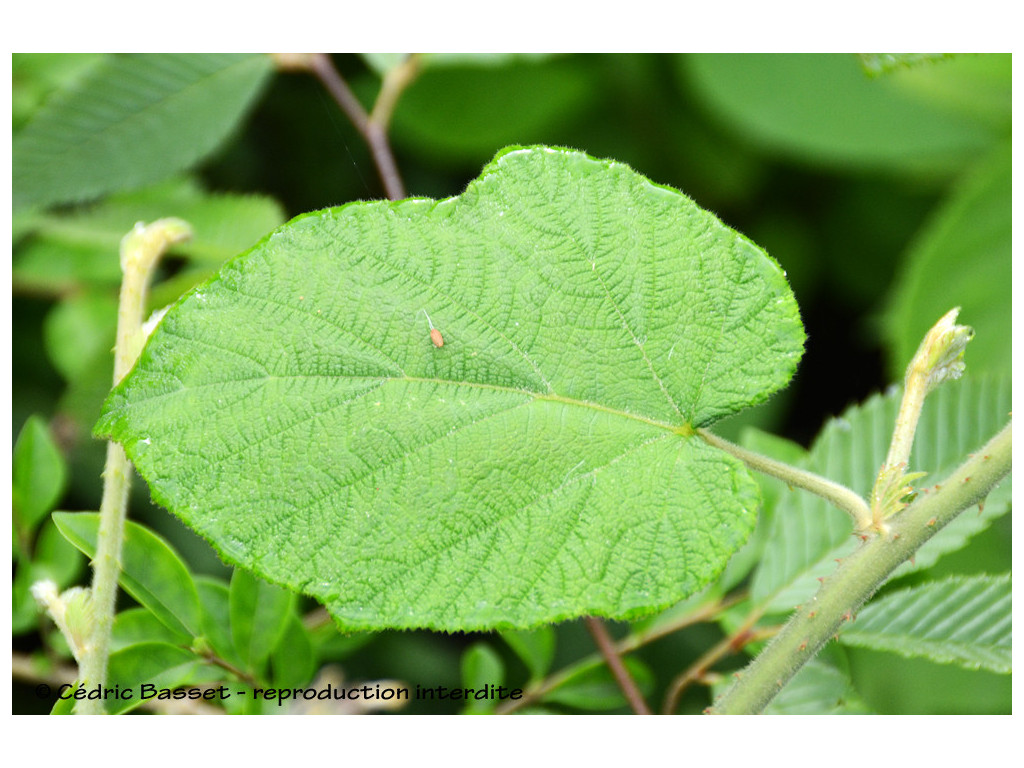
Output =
[
  {"x1": 495, "y1": 592, "x2": 742, "y2": 714},
  {"x1": 275, "y1": 52, "x2": 417, "y2": 201},
  {"x1": 583, "y1": 616, "x2": 652, "y2": 714}
]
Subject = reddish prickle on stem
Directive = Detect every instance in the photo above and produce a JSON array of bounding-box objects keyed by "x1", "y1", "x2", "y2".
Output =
[{"x1": 729, "y1": 628, "x2": 754, "y2": 652}]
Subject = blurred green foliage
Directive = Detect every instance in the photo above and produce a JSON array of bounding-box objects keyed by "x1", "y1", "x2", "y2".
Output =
[{"x1": 12, "y1": 53, "x2": 1009, "y2": 714}]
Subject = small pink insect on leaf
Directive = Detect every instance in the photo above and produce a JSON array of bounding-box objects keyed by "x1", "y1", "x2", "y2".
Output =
[{"x1": 422, "y1": 309, "x2": 444, "y2": 348}]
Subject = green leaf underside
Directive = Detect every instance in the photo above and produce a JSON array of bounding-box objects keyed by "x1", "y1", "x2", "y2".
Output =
[
  {"x1": 96, "y1": 146, "x2": 804, "y2": 632},
  {"x1": 840, "y1": 575, "x2": 1011, "y2": 674}
]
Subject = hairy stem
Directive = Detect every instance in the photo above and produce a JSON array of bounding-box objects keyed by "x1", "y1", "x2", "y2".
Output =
[
  {"x1": 73, "y1": 219, "x2": 191, "y2": 714},
  {"x1": 583, "y1": 617, "x2": 652, "y2": 714},
  {"x1": 662, "y1": 609, "x2": 777, "y2": 714},
  {"x1": 870, "y1": 308, "x2": 973, "y2": 527},
  {"x1": 698, "y1": 429, "x2": 873, "y2": 529},
  {"x1": 709, "y1": 420, "x2": 1010, "y2": 715}
]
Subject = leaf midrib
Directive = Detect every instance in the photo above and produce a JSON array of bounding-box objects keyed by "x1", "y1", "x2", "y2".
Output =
[{"x1": 118, "y1": 370, "x2": 693, "y2": 438}]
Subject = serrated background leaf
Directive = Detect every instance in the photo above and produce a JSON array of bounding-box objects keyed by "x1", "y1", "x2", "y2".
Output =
[
  {"x1": 97, "y1": 146, "x2": 804, "y2": 632},
  {"x1": 13, "y1": 53, "x2": 273, "y2": 210},
  {"x1": 841, "y1": 575, "x2": 1011, "y2": 673},
  {"x1": 751, "y1": 374, "x2": 1011, "y2": 613}
]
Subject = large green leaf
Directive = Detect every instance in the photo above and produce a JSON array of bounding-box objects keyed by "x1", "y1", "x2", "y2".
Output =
[
  {"x1": 96, "y1": 146, "x2": 804, "y2": 632},
  {"x1": 13, "y1": 53, "x2": 273, "y2": 210},
  {"x1": 841, "y1": 575, "x2": 1011, "y2": 674}
]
